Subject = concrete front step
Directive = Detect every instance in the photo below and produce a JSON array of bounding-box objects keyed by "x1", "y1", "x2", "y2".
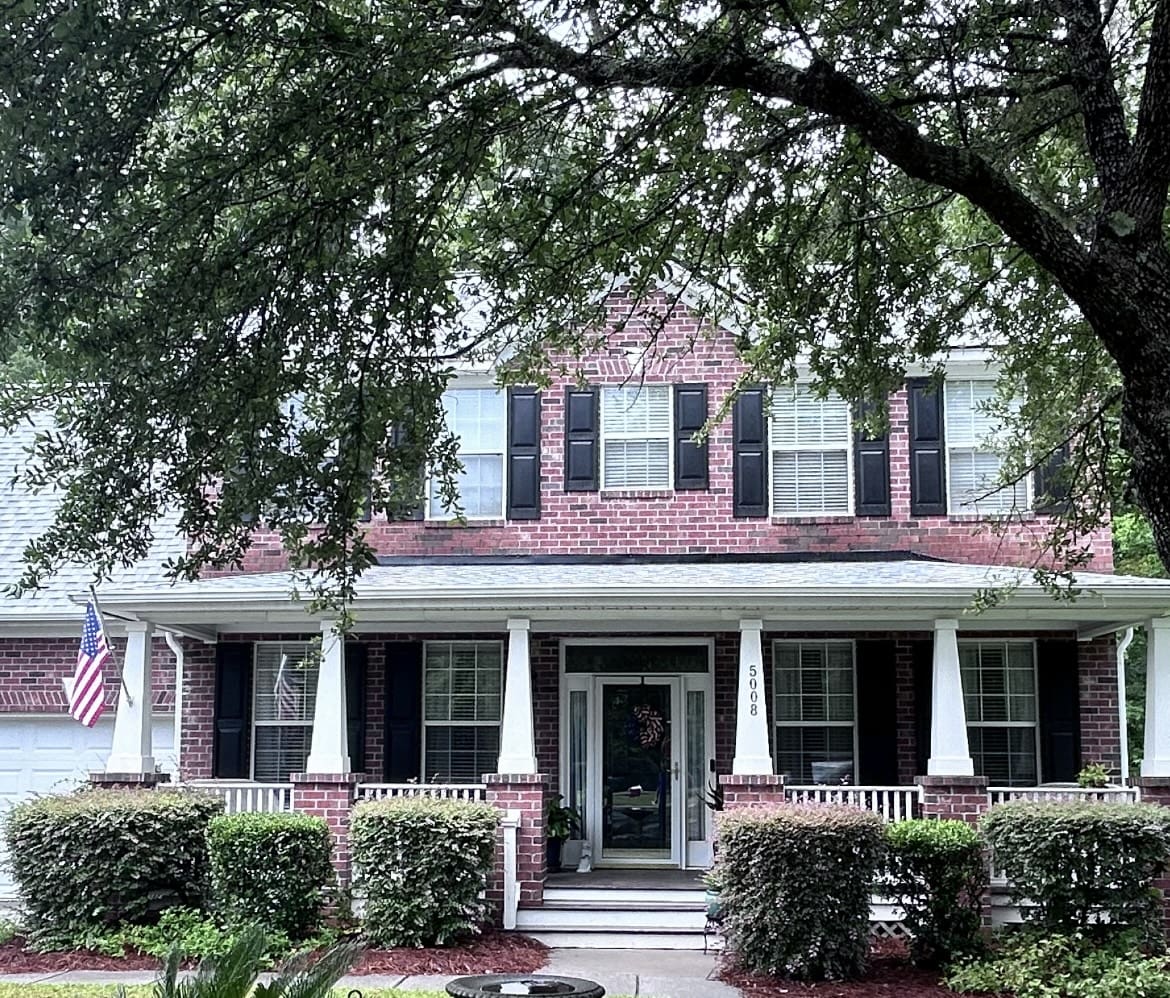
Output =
[
  {"x1": 517, "y1": 906, "x2": 707, "y2": 931},
  {"x1": 544, "y1": 887, "x2": 707, "y2": 906},
  {"x1": 521, "y1": 929, "x2": 716, "y2": 950}
]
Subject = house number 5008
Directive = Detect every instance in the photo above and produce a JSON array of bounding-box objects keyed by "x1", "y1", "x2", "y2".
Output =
[{"x1": 748, "y1": 662, "x2": 759, "y2": 716}]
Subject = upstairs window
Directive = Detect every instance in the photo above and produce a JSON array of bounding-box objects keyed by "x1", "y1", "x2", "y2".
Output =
[
  {"x1": 252, "y1": 642, "x2": 318, "y2": 782},
  {"x1": 960, "y1": 640, "x2": 1038, "y2": 786},
  {"x1": 944, "y1": 380, "x2": 1027, "y2": 514},
  {"x1": 771, "y1": 386, "x2": 852, "y2": 516},
  {"x1": 429, "y1": 389, "x2": 506, "y2": 518},
  {"x1": 600, "y1": 385, "x2": 672, "y2": 489},
  {"x1": 773, "y1": 640, "x2": 856, "y2": 784}
]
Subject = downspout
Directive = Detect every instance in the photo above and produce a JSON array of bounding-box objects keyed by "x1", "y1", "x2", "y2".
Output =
[
  {"x1": 164, "y1": 631, "x2": 184, "y2": 777},
  {"x1": 1117, "y1": 627, "x2": 1135, "y2": 785}
]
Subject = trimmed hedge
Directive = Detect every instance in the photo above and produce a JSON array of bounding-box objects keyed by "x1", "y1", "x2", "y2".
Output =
[
  {"x1": 885, "y1": 818, "x2": 985, "y2": 968},
  {"x1": 207, "y1": 812, "x2": 334, "y2": 940},
  {"x1": 982, "y1": 801, "x2": 1170, "y2": 946},
  {"x1": 4, "y1": 789, "x2": 223, "y2": 944},
  {"x1": 713, "y1": 804, "x2": 886, "y2": 980},
  {"x1": 351, "y1": 797, "x2": 499, "y2": 947}
]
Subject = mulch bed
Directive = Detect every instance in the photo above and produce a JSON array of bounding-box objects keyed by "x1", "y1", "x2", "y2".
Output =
[{"x1": 0, "y1": 931, "x2": 548, "y2": 977}]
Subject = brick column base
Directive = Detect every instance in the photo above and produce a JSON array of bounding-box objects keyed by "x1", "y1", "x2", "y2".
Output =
[
  {"x1": 1138, "y1": 777, "x2": 1170, "y2": 937},
  {"x1": 918, "y1": 775, "x2": 990, "y2": 824},
  {"x1": 484, "y1": 773, "x2": 547, "y2": 915},
  {"x1": 88, "y1": 771, "x2": 171, "y2": 790},
  {"x1": 720, "y1": 773, "x2": 785, "y2": 809},
  {"x1": 290, "y1": 772, "x2": 361, "y2": 886}
]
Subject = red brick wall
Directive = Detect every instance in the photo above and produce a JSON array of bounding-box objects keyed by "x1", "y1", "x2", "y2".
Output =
[
  {"x1": 1079, "y1": 634, "x2": 1122, "y2": 776},
  {"x1": 212, "y1": 294, "x2": 1112, "y2": 574}
]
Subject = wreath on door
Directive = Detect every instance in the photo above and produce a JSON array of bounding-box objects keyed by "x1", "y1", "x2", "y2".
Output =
[{"x1": 627, "y1": 703, "x2": 666, "y2": 749}]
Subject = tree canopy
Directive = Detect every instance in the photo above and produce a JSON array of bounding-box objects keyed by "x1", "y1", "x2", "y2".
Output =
[{"x1": 0, "y1": 0, "x2": 1167, "y2": 599}]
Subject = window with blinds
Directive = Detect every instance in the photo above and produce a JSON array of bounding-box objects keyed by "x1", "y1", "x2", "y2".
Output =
[
  {"x1": 253, "y1": 642, "x2": 318, "y2": 782},
  {"x1": 961, "y1": 641, "x2": 1038, "y2": 786},
  {"x1": 429, "y1": 389, "x2": 506, "y2": 518},
  {"x1": 944, "y1": 380, "x2": 1028, "y2": 514},
  {"x1": 770, "y1": 386, "x2": 852, "y2": 516},
  {"x1": 600, "y1": 385, "x2": 672, "y2": 489},
  {"x1": 423, "y1": 641, "x2": 503, "y2": 783},
  {"x1": 774, "y1": 640, "x2": 856, "y2": 784}
]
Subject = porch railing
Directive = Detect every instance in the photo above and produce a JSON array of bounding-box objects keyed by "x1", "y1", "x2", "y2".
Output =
[
  {"x1": 784, "y1": 785, "x2": 923, "y2": 822},
  {"x1": 988, "y1": 785, "x2": 1141, "y2": 806},
  {"x1": 175, "y1": 781, "x2": 293, "y2": 813},
  {"x1": 355, "y1": 782, "x2": 488, "y2": 803}
]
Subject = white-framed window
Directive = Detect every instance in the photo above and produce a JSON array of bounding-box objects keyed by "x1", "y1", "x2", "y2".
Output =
[
  {"x1": 960, "y1": 640, "x2": 1039, "y2": 786},
  {"x1": 770, "y1": 385, "x2": 852, "y2": 516},
  {"x1": 600, "y1": 384, "x2": 672, "y2": 489},
  {"x1": 252, "y1": 641, "x2": 318, "y2": 782},
  {"x1": 428, "y1": 388, "x2": 506, "y2": 519},
  {"x1": 944, "y1": 379, "x2": 1027, "y2": 514},
  {"x1": 423, "y1": 640, "x2": 504, "y2": 783},
  {"x1": 773, "y1": 640, "x2": 856, "y2": 784}
]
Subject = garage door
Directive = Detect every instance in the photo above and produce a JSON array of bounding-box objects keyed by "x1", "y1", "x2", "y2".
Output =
[{"x1": 0, "y1": 714, "x2": 176, "y2": 899}]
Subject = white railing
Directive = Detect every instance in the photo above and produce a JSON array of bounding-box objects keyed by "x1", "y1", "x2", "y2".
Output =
[
  {"x1": 988, "y1": 785, "x2": 1141, "y2": 806},
  {"x1": 500, "y1": 809, "x2": 520, "y2": 930},
  {"x1": 355, "y1": 782, "x2": 487, "y2": 803},
  {"x1": 176, "y1": 781, "x2": 293, "y2": 813},
  {"x1": 784, "y1": 785, "x2": 923, "y2": 822}
]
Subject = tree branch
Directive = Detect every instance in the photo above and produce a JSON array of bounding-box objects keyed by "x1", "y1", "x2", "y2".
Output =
[{"x1": 1129, "y1": 0, "x2": 1170, "y2": 229}]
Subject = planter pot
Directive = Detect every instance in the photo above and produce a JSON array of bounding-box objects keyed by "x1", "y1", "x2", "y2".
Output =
[{"x1": 547, "y1": 837, "x2": 565, "y2": 872}]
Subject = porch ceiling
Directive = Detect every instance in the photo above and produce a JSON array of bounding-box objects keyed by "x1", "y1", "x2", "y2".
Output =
[{"x1": 87, "y1": 559, "x2": 1170, "y2": 639}]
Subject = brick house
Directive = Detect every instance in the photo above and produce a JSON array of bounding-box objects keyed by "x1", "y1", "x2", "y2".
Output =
[{"x1": 6, "y1": 288, "x2": 1170, "y2": 945}]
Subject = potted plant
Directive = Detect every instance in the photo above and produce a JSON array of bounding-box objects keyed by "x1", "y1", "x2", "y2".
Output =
[{"x1": 546, "y1": 795, "x2": 581, "y2": 872}]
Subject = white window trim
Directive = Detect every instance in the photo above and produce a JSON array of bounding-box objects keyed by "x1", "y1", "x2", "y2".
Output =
[
  {"x1": 768, "y1": 385, "x2": 855, "y2": 518},
  {"x1": 943, "y1": 379, "x2": 1032, "y2": 516},
  {"x1": 426, "y1": 388, "x2": 507, "y2": 521},
  {"x1": 772, "y1": 638, "x2": 859, "y2": 782},
  {"x1": 599, "y1": 383, "x2": 674, "y2": 492},
  {"x1": 250, "y1": 641, "x2": 316, "y2": 782},
  {"x1": 420, "y1": 639, "x2": 505, "y2": 783},
  {"x1": 960, "y1": 639, "x2": 1041, "y2": 784}
]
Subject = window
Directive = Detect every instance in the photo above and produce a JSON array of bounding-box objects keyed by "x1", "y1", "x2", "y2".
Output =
[
  {"x1": 960, "y1": 641, "x2": 1038, "y2": 786},
  {"x1": 771, "y1": 386, "x2": 852, "y2": 516},
  {"x1": 423, "y1": 641, "x2": 503, "y2": 782},
  {"x1": 428, "y1": 389, "x2": 505, "y2": 518},
  {"x1": 253, "y1": 642, "x2": 318, "y2": 782},
  {"x1": 945, "y1": 379, "x2": 1027, "y2": 514},
  {"x1": 600, "y1": 385, "x2": 671, "y2": 489},
  {"x1": 774, "y1": 640, "x2": 856, "y2": 784}
]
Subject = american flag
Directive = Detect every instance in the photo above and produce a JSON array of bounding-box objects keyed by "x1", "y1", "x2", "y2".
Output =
[
  {"x1": 274, "y1": 655, "x2": 299, "y2": 720},
  {"x1": 69, "y1": 601, "x2": 109, "y2": 727}
]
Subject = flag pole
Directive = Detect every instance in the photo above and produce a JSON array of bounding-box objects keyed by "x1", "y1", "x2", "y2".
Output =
[{"x1": 88, "y1": 584, "x2": 133, "y2": 706}]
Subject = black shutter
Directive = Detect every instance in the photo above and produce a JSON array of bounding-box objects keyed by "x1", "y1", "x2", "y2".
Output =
[
  {"x1": 1034, "y1": 444, "x2": 1071, "y2": 514},
  {"x1": 732, "y1": 387, "x2": 768, "y2": 517},
  {"x1": 385, "y1": 423, "x2": 425, "y2": 521},
  {"x1": 345, "y1": 643, "x2": 368, "y2": 773},
  {"x1": 856, "y1": 640, "x2": 898, "y2": 784},
  {"x1": 907, "y1": 378, "x2": 947, "y2": 516},
  {"x1": 912, "y1": 639, "x2": 934, "y2": 778},
  {"x1": 213, "y1": 642, "x2": 253, "y2": 779},
  {"x1": 673, "y1": 384, "x2": 709, "y2": 490},
  {"x1": 384, "y1": 641, "x2": 423, "y2": 782},
  {"x1": 507, "y1": 387, "x2": 542, "y2": 519},
  {"x1": 1038, "y1": 639, "x2": 1080, "y2": 782},
  {"x1": 564, "y1": 387, "x2": 599, "y2": 491},
  {"x1": 854, "y1": 402, "x2": 891, "y2": 516}
]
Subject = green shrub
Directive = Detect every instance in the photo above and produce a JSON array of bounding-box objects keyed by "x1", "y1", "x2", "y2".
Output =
[
  {"x1": 4, "y1": 789, "x2": 223, "y2": 946},
  {"x1": 982, "y1": 802, "x2": 1170, "y2": 946},
  {"x1": 946, "y1": 929, "x2": 1170, "y2": 998},
  {"x1": 712, "y1": 803, "x2": 886, "y2": 980},
  {"x1": 117, "y1": 907, "x2": 235, "y2": 960},
  {"x1": 885, "y1": 818, "x2": 985, "y2": 968},
  {"x1": 351, "y1": 797, "x2": 499, "y2": 947},
  {"x1": 207, "y1": 812, "x2": 334, "y2": 940}
]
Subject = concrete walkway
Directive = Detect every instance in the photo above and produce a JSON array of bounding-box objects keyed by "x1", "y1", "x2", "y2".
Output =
[{"x1": 0, "y1": 948, "x2": 741, "y2": 997}]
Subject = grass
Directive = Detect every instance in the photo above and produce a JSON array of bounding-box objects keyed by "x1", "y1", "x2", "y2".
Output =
[{"x1": 0, "y1": 988, "x2": 636, "y2": 998}]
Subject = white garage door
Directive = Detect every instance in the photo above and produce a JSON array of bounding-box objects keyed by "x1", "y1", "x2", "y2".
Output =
[{"x1": 0, "y1": 714, "x2": 176, "y2": 899}]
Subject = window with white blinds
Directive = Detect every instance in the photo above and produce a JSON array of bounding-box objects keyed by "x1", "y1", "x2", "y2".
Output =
[
  {"x1": 960, "y1": 641, "x2": 1038, "y2": 786},
  {"x1": 252, "y1": 642, "x2": 318, "y2": 782},
  {"x1": 944, "y1": 380, "x2": 1028, "y2": 514},
  {"x1": 770, "y1": 386, "x2": 852, "y2": 516},
  {"x1": 600, "y1": 385, "x2": 672, "y2": 489},
  {"x1": 773, "y1": 640, "x2": 856, "y2": 784},
  {"x1": 428, "y1": 389, "x2": 506, "y2": 518},
  {"x1": 423, "y1": 641, "x2": 503, "y2": 783}
]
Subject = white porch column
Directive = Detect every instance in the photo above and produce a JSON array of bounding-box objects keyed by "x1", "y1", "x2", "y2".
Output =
[
  {"x1": 105, "y1": 621, "x2": 155, "y2": 774},
  {"x1": 305, "y1": 620, "x2": 350, "y2": 774},
  {"x1": 496, "y1": 618, "x2": 537, "y2": 774},
  {"x1": 927, "y1": 618, "x2": 975, "y2": 776},
  {"x1": 1142, "y1": 618, "x2": 1170, "y2": 777},
  {"x1": 732, "y1": 619, "x2": 773, "y2": 775}
]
